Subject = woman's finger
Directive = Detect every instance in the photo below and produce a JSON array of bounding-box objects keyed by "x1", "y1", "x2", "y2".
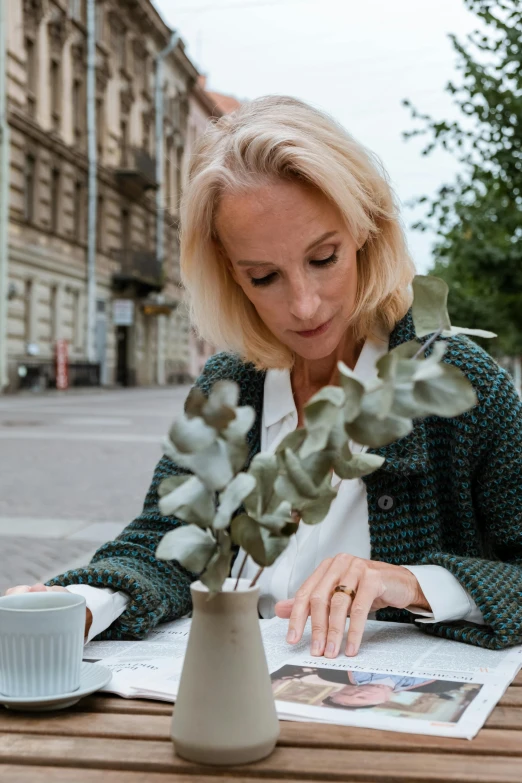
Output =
[
  {"x1": 324, "y1": 585, "x2": 357, "y2": 658},
  {"x1": 345, "y1": 571, "x2": 380, "y2": 656},
  {"x1": 274, "y1": 599, "x2": 294, "y2": 619},
  {"x1": 4, "y1": 585, "x2": 32, "y2": 596},
  {"x1": 286, "y1": 558, "x2": 333, "y2": 645},
  {"x1": 308, "y1": 556, "x2": 359, "y2": 656}
]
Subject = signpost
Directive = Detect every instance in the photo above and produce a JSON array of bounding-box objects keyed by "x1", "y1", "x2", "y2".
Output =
[{"x1": 113, "y1": 299, "x2": 134, "y2": 326}]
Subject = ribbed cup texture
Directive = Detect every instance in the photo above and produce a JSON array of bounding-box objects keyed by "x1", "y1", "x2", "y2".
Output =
[{"x1": 0, "y1": 629, "x2": 83, "y2": 697}]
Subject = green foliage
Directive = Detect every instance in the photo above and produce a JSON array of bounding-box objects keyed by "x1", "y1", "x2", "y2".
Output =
[
  {"x1": 156, "y1": 275, "x2": 490, "y2": 593},
  {"x1": 403, "y1": 0, "x2": 522, "y2": 355}
]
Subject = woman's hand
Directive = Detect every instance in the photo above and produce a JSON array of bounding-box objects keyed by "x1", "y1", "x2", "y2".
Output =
[
  {"x1": 5, "y1": 583, "x2": 93, "y2": 640},
  {"x1": 274, "y1": 555, "x2": 431, "y2": 659}
]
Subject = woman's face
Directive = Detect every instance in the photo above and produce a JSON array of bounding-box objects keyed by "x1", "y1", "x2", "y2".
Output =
[{"x1": 215, "y1": 179, "x2": 359, "y2": 361}]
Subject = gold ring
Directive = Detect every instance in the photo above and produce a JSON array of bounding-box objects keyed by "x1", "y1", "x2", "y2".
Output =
[{"x1": 333, "y1": 585, "x2": 356, "y2": 599}]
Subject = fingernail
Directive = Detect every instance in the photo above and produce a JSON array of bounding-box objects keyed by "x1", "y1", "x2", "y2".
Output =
[
  {"x1": 346, "y1": 643, "x2": 356, "y2": 657},
  {"x1": 311, "y1": 640, "x2": 321, "y2": 656},
  {"x1": 287, "y1": 629, "x2": 296, "y2": 643},
  {"x1": 325, "y1": 642, "x2": 335, "y2": 656}
]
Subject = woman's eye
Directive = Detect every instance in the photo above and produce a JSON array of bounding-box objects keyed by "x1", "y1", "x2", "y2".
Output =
[
  {"x1": 311, "y1": 252, "x2": 338, "y2": 267},
  {"x1": 251, "y1": 272, "x2": 277, "y2": 287}
]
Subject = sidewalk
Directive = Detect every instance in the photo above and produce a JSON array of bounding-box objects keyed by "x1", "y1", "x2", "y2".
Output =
[{"x1": 0, "y1": 519, "x2": 127, "y2": 594}]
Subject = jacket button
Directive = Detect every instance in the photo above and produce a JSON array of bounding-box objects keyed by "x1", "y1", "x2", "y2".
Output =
[{"x1": 378, "y1": 495, "x2": 395, "y2": 511}]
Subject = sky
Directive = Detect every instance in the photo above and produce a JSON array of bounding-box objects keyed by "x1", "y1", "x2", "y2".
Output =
[{"x1": 155, "y1": 0, "x2": 479, "y2": 273}]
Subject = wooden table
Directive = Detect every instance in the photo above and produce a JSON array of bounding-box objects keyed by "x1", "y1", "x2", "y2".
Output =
[{"x1": 1, "y1": 671, "x2": 521, "y2": 783}]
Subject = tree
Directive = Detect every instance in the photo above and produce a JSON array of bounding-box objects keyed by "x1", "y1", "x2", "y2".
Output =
[{"x1": 403, "y1": 0, "x2": 522, "y2": 357}]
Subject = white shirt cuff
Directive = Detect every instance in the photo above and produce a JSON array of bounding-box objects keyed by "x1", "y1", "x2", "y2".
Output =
[
  {"x1": 402, "y1": 564, "x2": 486, "y2": 625},
  {"x1": 66, "y1": 584, "x2": 130, "y2": 643}
]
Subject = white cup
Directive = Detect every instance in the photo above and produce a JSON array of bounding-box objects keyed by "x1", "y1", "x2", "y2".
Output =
[{"x1": 0, "y1": 591, "x2": 86, "y2": 698}]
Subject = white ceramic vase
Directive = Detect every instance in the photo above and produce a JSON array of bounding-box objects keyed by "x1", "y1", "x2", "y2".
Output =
[{"x1": 171, "y1": 577, "x2": 280, "y2": 766}]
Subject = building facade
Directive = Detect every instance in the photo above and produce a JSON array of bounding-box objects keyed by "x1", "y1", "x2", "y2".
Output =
[{"x1": 2, "y1": 0, "x2": 224, "y2": 392}]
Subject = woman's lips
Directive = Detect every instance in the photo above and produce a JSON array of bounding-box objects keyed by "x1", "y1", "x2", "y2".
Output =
[{"x1": 295, "y1": 319, "x2": 332, "y2": 338}]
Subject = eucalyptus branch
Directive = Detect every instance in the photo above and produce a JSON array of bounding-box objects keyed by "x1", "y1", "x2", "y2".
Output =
[
  {"x1": 234, "y1": 551, "x2": 249, "y2": 590},
  {"x1": 413, "y1": 325, "x2": 444, "y2": 360},
  {"x1": 250, "y1": 567, "x2": 264, "y2": 589}
]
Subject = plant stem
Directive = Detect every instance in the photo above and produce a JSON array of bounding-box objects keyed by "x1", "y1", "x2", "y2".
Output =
[
  {"x1": 413, "y1": 326, "x2": 444, "y2": 360},
  {"x1": 250, "y1": 567, "x2": 264, "y2": 588},
  {"x1": 234, "y1": 552, "x2": 249, "y2": 590}
]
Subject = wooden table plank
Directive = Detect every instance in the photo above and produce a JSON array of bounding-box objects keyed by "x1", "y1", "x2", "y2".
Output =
[
  {"x1": 1, "y1": 734, "x2": 522, "y2": 782},
  {"x1": 2, "y1": 712, "x2": 522, "y2": 758},
  {"x1": 0, "y1": 768, "x2": 314, "y2": 783},
  {"x1": 512, "y1": 672, "x2": 522, "y2": 686},
  {"x1": 485, "y1": 706, "x2": 522, "y2": 730}
]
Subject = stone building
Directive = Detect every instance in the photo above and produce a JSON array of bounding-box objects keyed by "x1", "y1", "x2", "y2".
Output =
[{"x1": 2, "y1": 0, "x2": 226, "y2": 392}]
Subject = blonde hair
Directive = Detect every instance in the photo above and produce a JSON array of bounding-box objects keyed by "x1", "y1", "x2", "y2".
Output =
[{"x1": 180, "y1": 95, "x2": 415, "y2": 369}]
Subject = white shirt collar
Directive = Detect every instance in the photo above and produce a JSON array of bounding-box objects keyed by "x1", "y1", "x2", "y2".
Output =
[{"x1": 263, "y1": 328, "x2": 390, "y2": 430}]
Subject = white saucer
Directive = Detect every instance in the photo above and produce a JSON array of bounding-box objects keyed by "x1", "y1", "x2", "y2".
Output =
[{"x1": 0, "y1": 662, "x2": 112, "y2": 712}]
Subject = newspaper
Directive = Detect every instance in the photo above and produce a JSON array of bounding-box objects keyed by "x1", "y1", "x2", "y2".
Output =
[{"x1": 83, "y1": 617, "x2": 522, "y2": 739}]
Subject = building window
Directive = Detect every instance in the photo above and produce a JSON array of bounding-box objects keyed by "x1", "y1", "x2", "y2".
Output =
[
  {"x1": 73, "y1": 290, "x2": 83, "y2": 351},
  {"x1": 142, "y1": 114, "x2": 150, "y2": 154},
  {"x1": 72, "y1": 79, "x2": 84, "y2": 144},
  {"x1": 50, "y1": 59, "x2": 61, "y2": 131},
  {"x1": 49, "y1": 285, "x2": 58, "y2": 343},
  {"x1": 26, "y1": 37, "x2": 37, "y2": 118},
  {"x1": 121, "y1": 207, "x2": 130, "y2": 252},
  {"x1": 111, "y1": 24, "x2": 126, "y2": 71},
  {"x1": 24, "y1": 154, "x2": 36, "y2": 223},
  {"x1": 74, "y1": 180, "x2": 84, "y2": 242},
  {"x1": 50, "y1": 167, "x2": 60, "y2": 234},
  {"x1": 120, "y1": 119, "x2": 129, "y2": 166},
  {"x1": 96, "y1": 97, "x2": 104, "y2": 158},
  {"x1": 24, "y1": 279, "x2": 33, "y2": 344},
  {"x1": 96, "y1": 194, "x2": 104, "y2": 252}
]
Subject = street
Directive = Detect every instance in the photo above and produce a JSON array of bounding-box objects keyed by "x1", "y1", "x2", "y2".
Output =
[{"x1": 0, "y1": 386, "x2": 191, "y2": 594}]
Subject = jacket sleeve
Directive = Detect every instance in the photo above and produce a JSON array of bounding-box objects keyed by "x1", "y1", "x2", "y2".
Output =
[
  {"x1": 419, "y1": 366, "x2": 522, "y2": 650},
  {"x1": 46, "y1": 353, "x2": 242, "y2": 640}
]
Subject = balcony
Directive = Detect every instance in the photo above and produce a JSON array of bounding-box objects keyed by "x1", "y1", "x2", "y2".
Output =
[
  {"x1": 115, "y1": 148, "x2": 158, "y2": 197},
  {"x1": 112, "y1": 249, "x2": 163, "y2": 293}
]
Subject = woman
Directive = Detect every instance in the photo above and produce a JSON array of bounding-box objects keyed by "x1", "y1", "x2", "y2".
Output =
[{"x1": 7, "y1": 97, "x2": 522, "y2": 657}]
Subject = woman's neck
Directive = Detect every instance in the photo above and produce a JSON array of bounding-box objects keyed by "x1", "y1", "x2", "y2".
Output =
[{"x1": 291, "y1": 329, "x2": 363, "y2": 423}]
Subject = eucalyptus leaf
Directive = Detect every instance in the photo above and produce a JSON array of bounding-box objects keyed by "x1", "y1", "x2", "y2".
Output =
[
  {"x1": 224, "y1": 439, "x2": 249, "y2": 474},
  {"x1": 346, "y1": 411, "x2": 412, "y2": 448},
  {"x1": 168, "y1": 416, "x2": 216, "y2": 454},
  {"x1": 333, "y1": 451, "x2": 385, "y2": 479},
  {"x1": 162, "y1": 438, "x2": 234, "y2": 492},
  {"x1": 275, "y1": 429, "x2": 307, "y2": 455},
  {"x1": 444, "y1": 325, "x2": 497, "y2": 339},
  {"x1": 338, "y1": 361, "x2": 365, "y2": 422},
  {"x1": 301, "y1": 401, "x2": 343, "y2": 459},
  {"x1": 297, "y1": 480, "x2": 337, "y2": 525},
  {"x1": 156, "y1": 524, "x2": 216, "y2": 573},
  {"x1": 158, "y1": 475, "x2": 191, "y2": 499},
  {"x1": 412, "y1": 275, "x2": 452, "y2": 338},
  {"x1": 201, "y1": 381, "x2": 239, "y2": 431},
  {"x1": 283, "y1": 448, "x2": 319, "y2": 498},
  {"x1": 214, "y1": 472, "x2": 257, "y2": 530},
  {"x1": 257, "y1": 500, "x2": 293, "y2": 532},
  {"x1": 414, "y1": 363, "x2": 477, "y2": 417},
  {"x1": 200, "y1": 533, "x2": 233, "y2": 594},
  {"x1": 184, "y1": 387, "x2": 206, "y2": 418},
  {"x1": 244, "y1": 453, "x2": 279, "y2": 518},
  {"x1": 231, "y1": 514, "x2": 290, "y2": 567},
  {"x1": 222, "y1": 406, "x2": 256, "y2": 442},
  {"x1": 158, "y1": 475, "x2": 216, "y2": 527}
]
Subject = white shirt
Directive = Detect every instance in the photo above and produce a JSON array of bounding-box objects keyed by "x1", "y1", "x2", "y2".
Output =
[{"x1": 71, "y1": 332, "x2": 485, "y2": 641}]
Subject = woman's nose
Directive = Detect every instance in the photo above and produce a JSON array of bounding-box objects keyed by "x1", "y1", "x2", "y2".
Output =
[{"x1": 288, "y1": 282, "x2": 321, "y2": 323}]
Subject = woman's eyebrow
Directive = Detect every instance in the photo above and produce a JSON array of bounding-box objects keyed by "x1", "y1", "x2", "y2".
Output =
[{"x1": 236, "y1": 230, "x2": 339, "y2": 266}]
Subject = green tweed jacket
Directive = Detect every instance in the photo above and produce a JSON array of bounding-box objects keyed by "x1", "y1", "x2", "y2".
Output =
[{"x1": 49, "y1": 311, "x2": 522, "y2": 650}]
